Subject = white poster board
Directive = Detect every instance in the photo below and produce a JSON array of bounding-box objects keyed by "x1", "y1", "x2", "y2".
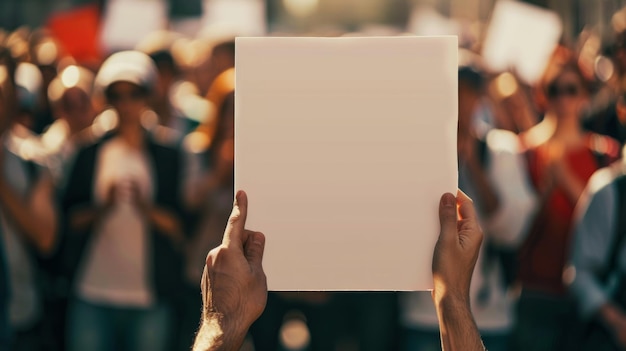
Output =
[
  {"x1": 235, "y1": 37, "x2": 458, "y2": 291},
  {"x1": 202, "y1": 0, "x2": 266, "y2": 37},
  {"x1": 100, "y1": 0, "x2": 168, "y2": 53},
  {"x1": 482, "y1": 0, "x2": 562, "y2": 84}
]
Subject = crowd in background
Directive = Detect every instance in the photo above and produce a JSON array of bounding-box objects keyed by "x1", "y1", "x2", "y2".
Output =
[{"x1": 1, "y1": 1, "x2": 626, "y2": 351}]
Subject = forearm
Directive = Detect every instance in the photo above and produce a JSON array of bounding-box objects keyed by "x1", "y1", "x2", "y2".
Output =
[
  {"x1": 145, "y1": 206, "x2": 185, "y2": 246},
  {"x1": 193, "y1": 313, "x2": 247, "y2": 351},
  {"x1": 0, "y1": 180, "x2": 55, "y2": 253},
  {"x1": 434, "y1": 295, "x2": 486, "y2": 351},
  {"x1": 69, "y1": 205, "x2": 105, "y2": 232}
]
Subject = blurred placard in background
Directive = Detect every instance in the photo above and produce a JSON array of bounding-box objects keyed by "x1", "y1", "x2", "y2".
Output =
[
  {"x1": 100, "y1": 0, "x2": 168, "y2": 53},
  {"x1": 202, "y1": 0, "x2": 266, "y2": 36},
  {"x1": 235, "y1": 36, "x2": 458, "y2": 291},
  {"x1": 482, "y1": 0, "x2": 563, "y2": 84},
  {"x1": 47, "y1": 4, "x2": 102, "y2": 65}
]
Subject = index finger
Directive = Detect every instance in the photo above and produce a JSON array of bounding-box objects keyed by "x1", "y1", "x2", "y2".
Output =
[{"x1": 222, "y1": 190, "x2": 249, "y2": 250}]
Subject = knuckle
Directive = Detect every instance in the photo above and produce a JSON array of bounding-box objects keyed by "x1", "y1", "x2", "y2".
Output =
[
  {"x1": 228, "y1": 208, "x2": 241, "y2": 225},
  {"x1": 207, "y1": 246, "x2": 227, "y2": 265}
]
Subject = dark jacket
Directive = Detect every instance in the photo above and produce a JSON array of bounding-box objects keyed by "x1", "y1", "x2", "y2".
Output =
[{"x1": 60, "y1": 130, "x2": 187, "y2": 302}]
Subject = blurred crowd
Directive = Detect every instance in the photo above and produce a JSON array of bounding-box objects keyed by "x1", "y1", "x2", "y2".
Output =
[{"x1": 1, "y1": 1, "x2": 626, "y2": 351}]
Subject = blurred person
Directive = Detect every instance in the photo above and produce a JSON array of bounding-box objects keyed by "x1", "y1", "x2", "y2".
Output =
[
  {"x1": 582, "y1": 30, "x2": 626, "y2": 147},
  {"x1": 177, "y1": 88, "x2": 235, "y2": 351},
  {"x1": 583, "y1": 73, "x2": 626, "y2": 147},
  {"x1": 487, "y1": 73, "x2": 540, "y2": 134},
  {"x1": 401, "y1": 66, "x2": 536, "y2": 351},
  {"x1": 0, "y1": 45, "x2": 58, "y2": 351},
  {"x1": 186, "y1": 68, "x2": 235, "y2": 167},
  {"x1": 29, "y1": 30, "x2": 61, "y2": 134},
  {"x1": 43, "y1": 65, "x2": 96, "y2": 187},
  {"x1": 184, "y1": 69, "x2": 235, "y2": 212},
  {"x1": 13, "y1": 61, "x2": 45, "y2": 135},
  {"x1": 192, "y1": 190, "x2": 486, "y2": 351},
  {"x1": 195, "y1": 39, "x2": 234, "y2": 97},
  {"x1": 568, "y1": 156, "x2": 626, "y2": 351},
  {"x1": 5, "y1": 28, "x2": 57, "y2": 135},
  {"x1": 513, "y1": 60, "x2": 620, "y2": 351},
  {"x1": 137, "y1": 31, "x2": 200, "y2": 135},
  {"x1": 60, "y1": 51, "x2": 192, "y2": 351},
  {"x1": 36, "y1": 64, "x2": 97, "y2": 351}
]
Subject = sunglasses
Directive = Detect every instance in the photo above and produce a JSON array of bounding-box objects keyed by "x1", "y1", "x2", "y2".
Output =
[
  {"x1": 106, "y1": 89, "x2": 146, "y2": 103},
  {"x1": 547, "y1": 83, "x2": 580, "y2": 99}
]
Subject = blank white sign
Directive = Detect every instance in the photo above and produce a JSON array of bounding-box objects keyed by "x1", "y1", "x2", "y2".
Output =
[
  {"x1": 100, "y1": 0, "x2": 168, "y2": 53},
  {"x1": 235, "y1": 37, "x2": 458, "y2": 291},
  {"x1": 482, "y1": 0, "x2": 562, "y2": 84},
  {"x1": 202, "y1": 0, "x2": 266, "y2": 36}
]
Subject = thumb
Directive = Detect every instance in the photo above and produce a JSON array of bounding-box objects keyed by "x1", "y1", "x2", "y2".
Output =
[
  {"x1": 438, "y1": 192, "x2": 458, "y2": 242},
  {"x1": 244, "y1": 231, "x2": 266, "y2": 268}
]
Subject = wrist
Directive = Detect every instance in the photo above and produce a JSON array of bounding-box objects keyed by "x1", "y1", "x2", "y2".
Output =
[
  {"x1": 434, "y1": 291, "x2": 471, "y2": 312},
  {"x1": 432, "y1": 278, "x2": 470, "y2": 308},
  {"x1": 197, "y1": 313, "x2": 247, "y2": 351}
]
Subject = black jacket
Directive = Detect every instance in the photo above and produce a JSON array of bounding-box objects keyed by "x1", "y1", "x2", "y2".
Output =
[{"x1": 59, "y1": 130, "x2": 187, "y2": 302}]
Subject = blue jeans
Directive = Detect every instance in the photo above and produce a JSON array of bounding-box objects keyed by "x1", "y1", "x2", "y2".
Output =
[
  {"x1": 67, "y1": 298, "x2": 172, "y2": 351},
  {"x1": 403, "y1": 328, "x2": 510, "y2": 351}
]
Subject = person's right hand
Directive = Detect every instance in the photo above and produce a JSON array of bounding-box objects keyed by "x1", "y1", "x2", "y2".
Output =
[
  {"x1": 199, "y1": 190, "x2": 267, "y2": 348},
  {"x1": 432, "y1": 191, "x2": 483, "y2": 303}
]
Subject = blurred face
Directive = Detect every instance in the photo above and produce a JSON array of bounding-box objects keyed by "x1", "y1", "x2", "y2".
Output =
[
  {"x1": 546, "y1": 69, "x2": 588, "y2": 118},
  {"x1": 61, "y1": 87, "x2": 94, "y2": 132},
  {"x1": 106, "y1": 81, "x2": 148, "y2": 126}
]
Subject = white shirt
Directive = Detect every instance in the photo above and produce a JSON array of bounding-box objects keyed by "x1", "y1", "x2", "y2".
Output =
[{"x1": 77, "y1": 137, "x2": 155, "y2": 307}]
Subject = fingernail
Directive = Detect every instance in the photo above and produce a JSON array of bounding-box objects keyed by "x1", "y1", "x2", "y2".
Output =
[
  {"x1": 235, "y1": 190, "x2": 242, "y2": 204},
  {"x1": 442, "y1": 193, "x2": 455, "y2": 208}
]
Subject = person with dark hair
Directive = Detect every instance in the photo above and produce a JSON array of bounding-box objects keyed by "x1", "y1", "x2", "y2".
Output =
[
  {"x1": 191, "y1": 190, "x2": 487, "y2": 351},
  {"x1": 582, "y1": 29, "x2": 626, "y2": 148},
  {"x1": 513, "y1": 60, "x2": 620, "y2": 351},
  {"x1": 137, "y1": 31, "x2": 199, "y2": 136},
  {"x1": 61, "y1": 50, "x2": 192, "y2": 351},
  {"x1": 195, "y1": 39, "x2": 235, "y2": 97},
  {"x1": 0, "y1": 47, "x2": 58, "y2": 351},
  {"x1": 43, "y1": 65, "x2": 97, "y2": 187}
]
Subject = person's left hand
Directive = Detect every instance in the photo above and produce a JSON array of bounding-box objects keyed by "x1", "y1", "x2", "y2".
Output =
[
  {"x1": 201, "y1": 190, "x2": 267, "y2": 344},
  {"x1": 432, "y1": 191, "x2": 483, "y2": 303}
]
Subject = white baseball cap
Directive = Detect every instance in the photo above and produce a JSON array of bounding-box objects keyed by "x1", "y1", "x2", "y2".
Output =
[{"x1": 95, "y1": 50, "x2": 158, "y2": 93}]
